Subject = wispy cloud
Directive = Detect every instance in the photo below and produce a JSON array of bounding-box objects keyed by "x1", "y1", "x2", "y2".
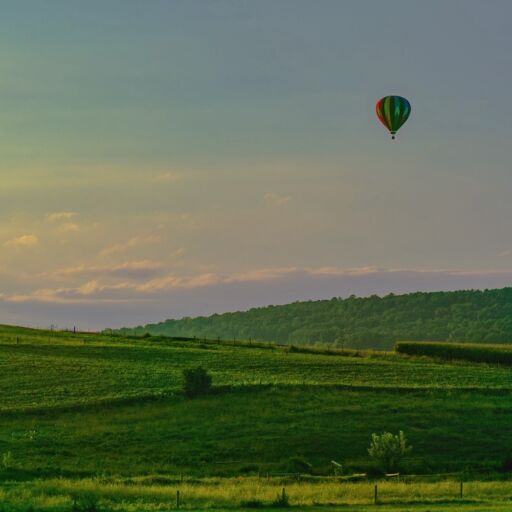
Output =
[
  {"x1": 45, "y1": 211, "x2": 79, "y2": 222},
  {"x1": 4, "y1": 235, "x2": 39, "y2": 248},
  {"x1": 57, "y1": 222, "x2": 80, "y2": 234},
  {"x1": 10, "y1": 265, "x2": 512, "y2": 306},
  {"x1": 7, "y1": 281, "x2": 137, "y2": 304},
  {"x1": 99, "y1": 234, "x2": 162, "y2": 257},
  {"x1": 7, "y1": 263, "x2": 512, "y2": 335},
  {"x1": 228, "y1": 267, "x2": 299, "y2": 282},
  {"x1": 41, "y1": 260, "x2": 163, "y2": 281}
]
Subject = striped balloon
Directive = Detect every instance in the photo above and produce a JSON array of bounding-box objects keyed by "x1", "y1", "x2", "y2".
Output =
[{"x1": 375, "y1": 96, "x2": 411, "y2": 140}]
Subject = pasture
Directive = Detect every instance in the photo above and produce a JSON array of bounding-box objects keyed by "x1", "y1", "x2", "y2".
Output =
[
  {"x1": 1, "y1": 325, "x2": 512, "y2": 510},
  {"x1": 1, "y1": 326, "x2": 512, "y2": 414}
]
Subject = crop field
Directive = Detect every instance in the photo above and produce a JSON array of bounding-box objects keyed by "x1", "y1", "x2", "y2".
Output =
[
  {"x1": 1, "y1": 325, "x2": 512, "y2": 510},
  {"x1": 396, "y1": 341, "x2": 512, "y2": 365},
  {"x1": 1, "y1": 326, "x2": 512, "y2": 413}
]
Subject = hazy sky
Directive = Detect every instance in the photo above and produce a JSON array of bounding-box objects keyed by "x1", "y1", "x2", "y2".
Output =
[{"x1": 1, "y1": 0, "x2": 512, "y2": 329}]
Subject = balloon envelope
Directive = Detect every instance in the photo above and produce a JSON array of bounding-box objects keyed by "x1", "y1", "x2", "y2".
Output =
[{"x1": 376, "y1": 96, "x2": 411, "y2": 139}]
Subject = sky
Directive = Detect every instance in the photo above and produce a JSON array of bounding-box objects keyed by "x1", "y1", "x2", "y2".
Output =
[{"x1": 1, "y1": 0, "x2": 512, "y2": 329}]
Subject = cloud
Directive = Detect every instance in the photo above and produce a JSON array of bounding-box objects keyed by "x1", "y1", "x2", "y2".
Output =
[
  {"x1": 4, "y1": 235, "x2": 39, "y2": 248},
  {"x1": 138, "y1": 273, "x2": 222, "y2": 292},
  {"x1": 42, "y1": 260, "x2": 163, "y2": 281},
  {"x1": 264, "y1": 192, "x2": 292, "y2": 206},
  {"x1": 227, "y1": 267, "x2": 299, "y2": 282},
  {"x1": 307, "y1": 266, "x2": 380, "y2": 276},
  {"x1": 8, "y1": 266, "x2": 512, "y2": 308},
  {"x1": 57, "y1": 222, "x2": 80, "y2": 234},
  {"x1": 99, "y1": 234, "x2": 162, "y2": 257},
  {"x1": 45, "y1": 211, "x2": 79, "y2": 222},
  {"x1": 7, "y1": 281, "x2": 136, "y2": 304}
]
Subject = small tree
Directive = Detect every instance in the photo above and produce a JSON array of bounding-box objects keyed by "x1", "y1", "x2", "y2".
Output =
[
  {"x1": 183, "y1": 367, "x2": 212, "y2": 398},
  {"x1": 368, "y1": 431, "x2": 412, "y2": 473}
]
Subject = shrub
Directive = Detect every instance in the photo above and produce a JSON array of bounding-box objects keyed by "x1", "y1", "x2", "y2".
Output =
[
  {"x1": 183, "y1": 367, "x2": 212, "y2": 398},
  {"x1": 368, "y1": 431, "x2": 412, "y2": 473}
]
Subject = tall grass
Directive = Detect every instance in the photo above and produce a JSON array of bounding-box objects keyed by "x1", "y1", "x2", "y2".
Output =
[{"x1": 3, "y1": 477, "x2": 512, "y2": 510}]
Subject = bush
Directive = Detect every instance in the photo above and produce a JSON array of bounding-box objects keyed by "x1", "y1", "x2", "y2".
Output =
[
  {"x1": 368, "y1": 431, "x2": 412, "y2": 473},
  {"x1": 183, "y1": 367, "x2": 212, "y2": 398}
]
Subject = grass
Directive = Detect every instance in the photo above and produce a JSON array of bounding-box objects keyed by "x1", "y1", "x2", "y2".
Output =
[
  {"x1": 1, "y1": 325, "x2": 512, "y2": 509},
  {"x1": 1, "y1": 328, "x2": 512, "y2": 413},
  {"x1": 3, "y1": 386, "x2": 512, "y2": 478},
  {"x1": 3, "y1": 477, "x2": 512, "y2": 510}
]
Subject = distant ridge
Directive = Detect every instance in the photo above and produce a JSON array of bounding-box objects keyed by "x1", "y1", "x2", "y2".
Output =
[{"x1": 114, "y1": 287, "x2": 512, "y2": 350}]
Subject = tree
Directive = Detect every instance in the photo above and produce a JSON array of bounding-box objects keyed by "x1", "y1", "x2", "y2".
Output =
[
  {"x1": 368, "y1": 431, "x2": 412, "y2": 473},
  {"x1": 112, "y1": 288, "x2": 512, "y2": 351},
  {"x1": 183, "y1": 367, "x2": 212, "y2": 398}
]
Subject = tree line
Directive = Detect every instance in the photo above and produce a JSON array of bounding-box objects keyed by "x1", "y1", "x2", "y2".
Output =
[{"x1": 113, "y1": 287, "x2": 512, "y2": 350}]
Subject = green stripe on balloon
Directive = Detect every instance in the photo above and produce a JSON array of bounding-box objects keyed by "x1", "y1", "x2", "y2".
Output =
[{"x1": 384, "y1": 97, "x2": 392, "y2": 130}]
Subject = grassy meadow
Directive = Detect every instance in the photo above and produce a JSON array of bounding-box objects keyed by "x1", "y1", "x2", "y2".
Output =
[
  {"x1": 4, "y1": 477, "x2": 512, "y2": 511},
  {"x1": 1, "y1": 325, "x2": 512, "y2": 509}
]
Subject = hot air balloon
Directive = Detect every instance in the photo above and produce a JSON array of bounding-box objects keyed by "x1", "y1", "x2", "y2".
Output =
[{"x1": 375, "y1": 96, "x2": 411, "y2": 140}]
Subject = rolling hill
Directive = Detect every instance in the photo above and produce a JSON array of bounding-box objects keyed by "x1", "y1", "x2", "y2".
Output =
[
  {"x1": 2, "y1": 324, "x2": 512, "y2": 510},
  {"x1": 113, "y1": 287, "x2": 512, "y2": 349}
]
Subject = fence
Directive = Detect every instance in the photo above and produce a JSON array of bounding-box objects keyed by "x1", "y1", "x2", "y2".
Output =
[{"x1": 166, "y1": 476, "x2": 500, "y2": 509}]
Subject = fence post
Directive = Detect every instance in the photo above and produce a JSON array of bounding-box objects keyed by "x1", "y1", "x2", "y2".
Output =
[
  {"x1": 176, "y1": 490, "x2": 180, "y2": 509},
  {"x1": 460, "y1": 480, "x2": 463, "y2": 498},
  {"x1": 282, "y1": 487, "x2": 286, "y2": 502},
  {"x1": 374, "y1": 484, "x2": 378, "y2": 504}
]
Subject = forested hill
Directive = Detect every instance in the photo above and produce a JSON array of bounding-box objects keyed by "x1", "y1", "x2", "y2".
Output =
[{"x1": 115, "y1": 288, "x2": 512, "y2": 350}]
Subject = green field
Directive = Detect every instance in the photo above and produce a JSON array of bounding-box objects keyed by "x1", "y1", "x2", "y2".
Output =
[{"x1": 1, "y1": 325, "x2": 512, "y2": 510}]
